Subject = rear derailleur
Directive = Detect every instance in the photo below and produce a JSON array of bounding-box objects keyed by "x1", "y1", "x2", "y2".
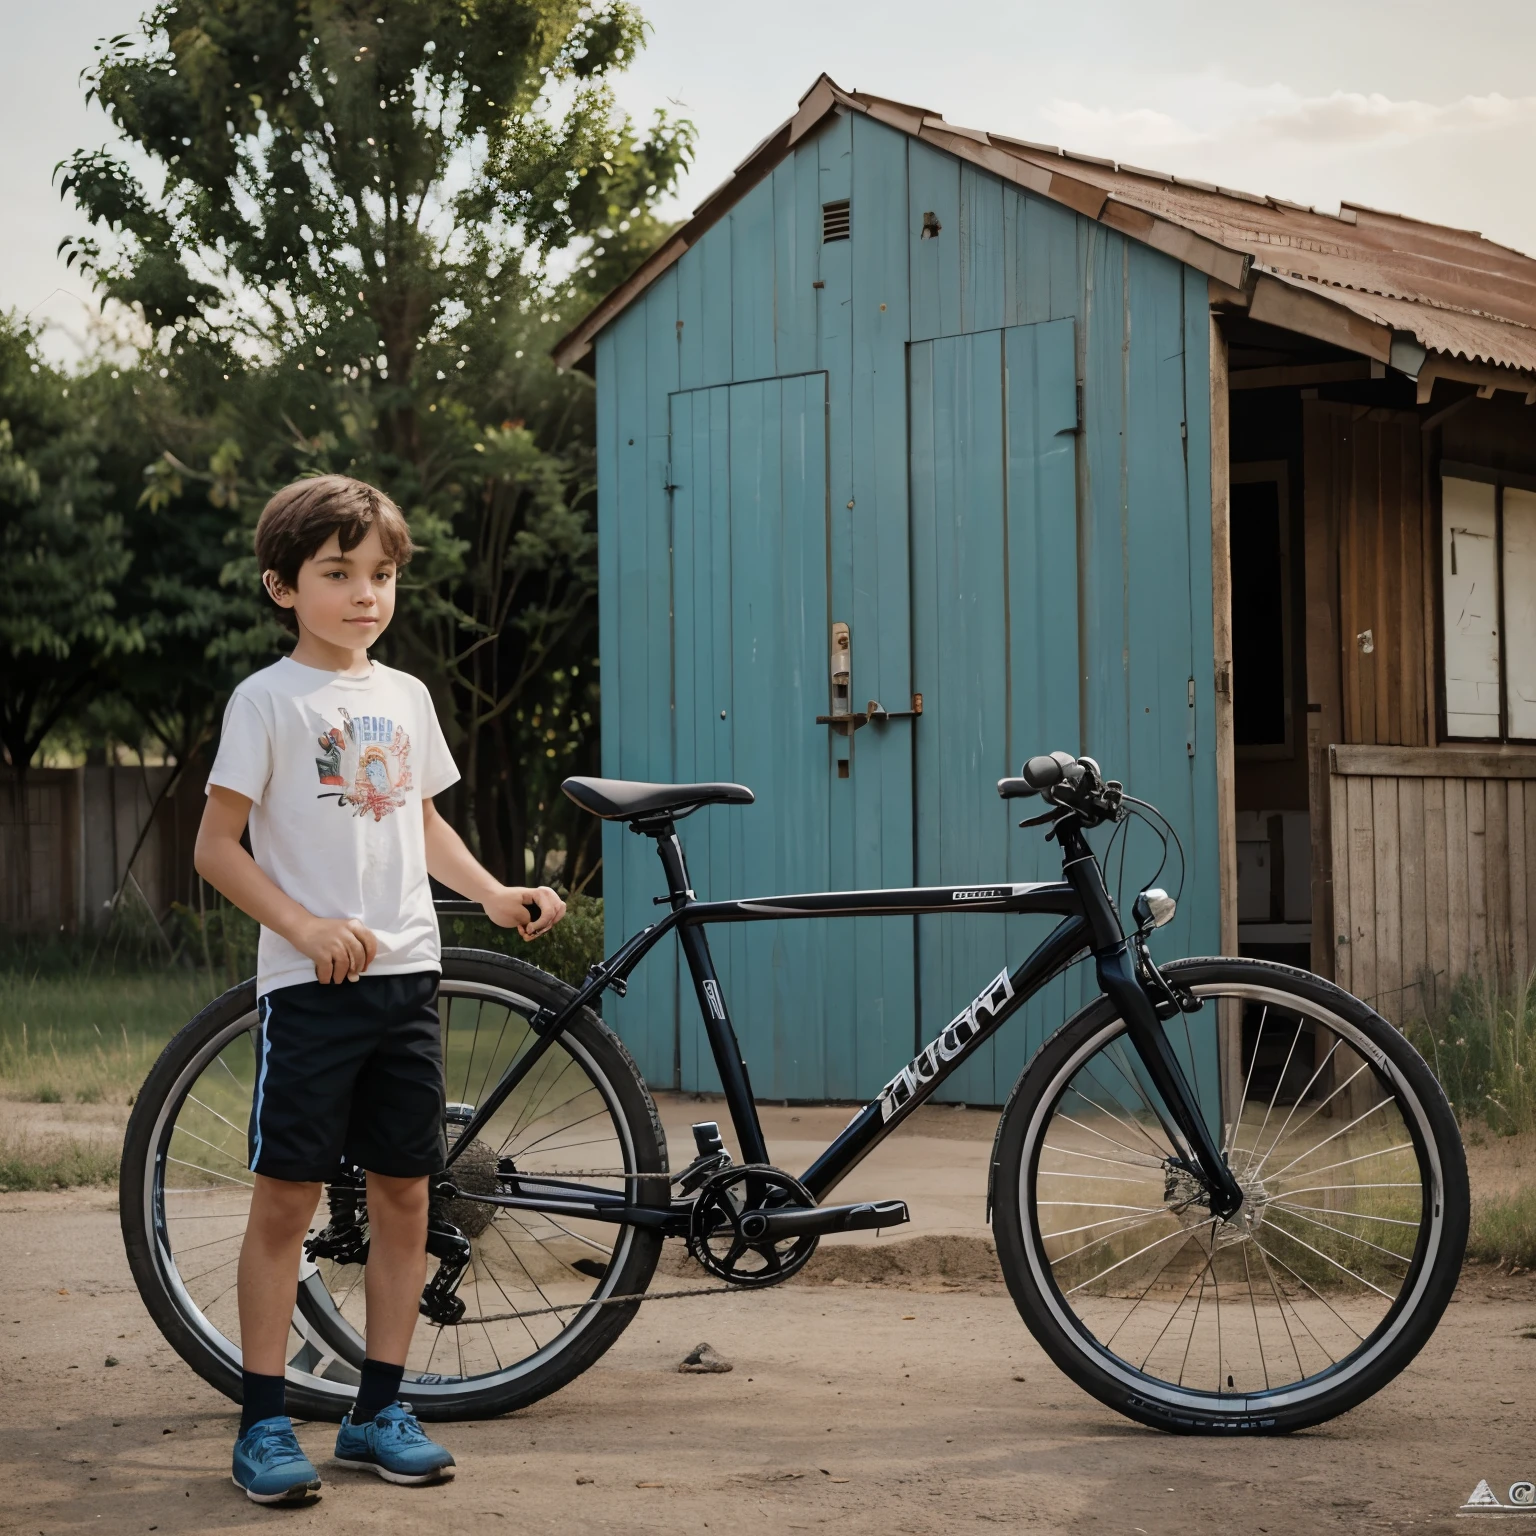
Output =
[{"x1": 301, "y1": 1164, "x2": 474, "y2": 1327}]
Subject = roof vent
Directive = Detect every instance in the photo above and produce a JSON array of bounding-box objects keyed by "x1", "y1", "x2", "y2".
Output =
[{"x1": 822, "y1": 199, "x2": 850, "y2": 243}]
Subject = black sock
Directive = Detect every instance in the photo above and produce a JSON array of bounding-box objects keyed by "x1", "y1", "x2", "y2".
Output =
[
  {"x1": 240, "y1": 1370, "x2": 286, "y2": 1435},
  {"x1": 352, "y1": 1358, "x2": 406, "y2": 1424}
]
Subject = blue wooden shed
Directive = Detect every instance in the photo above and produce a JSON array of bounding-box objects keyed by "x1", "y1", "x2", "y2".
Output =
[
  {"x1": 558, "y1": 74, "x2": 1536, "y2": 1107},
  {"x1": 551, "y1": 75, "x2": 1240, "y2": 1105}
]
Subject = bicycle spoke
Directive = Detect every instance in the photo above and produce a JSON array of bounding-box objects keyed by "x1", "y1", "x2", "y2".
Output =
[
  {"x1": 1267, "y1": 1144, "x2": 1416, "y2": 1185},
  {"x1": 1037, "y1": 1168, "x2": 1164, "y2": 1187},
  {"x1": 1224, "y1": 1005, "x2": 1266, "y2": 1158},
  {"x1": 1097, "y1": 1226, "x2": 1198, "y2": 1351},
  {"x1": 1265, "y1": 1205, "x2": 1413, "y2": 1266},
  {"x1": 1075, "y1": 1057, "x2": 1173, "y2": 1160},
  {"x1": 1252, "y1": 1234, "x2": 1311, "y2": 1378},
  {"x1": 1041, "y1": 1142, "x2": 1166, "y2": 1173},
  {"x1": 1251, "y1": 1053, "x2": 1370, "y2": 1178},
  {"x1": 1241, "y1": 1036, "x2": 1343, "y2": 1170},
  {"x1": 185, "y1": 1092, "x2": 251, "y2": 1141},
  {"x1": 1249, "y1": 1237, "x2": 1366, "y2": 1342},
  {"x1": 166, "y1": 1155, "x2": 252, "y2": 1188},
  {"x1": 1257, "y1": 1218, "x2": 1395, "y2": 1299},
  {"x1": 169, "y1": 1124, "x2": 250, "y2": 1169},
  {"x1": 1265, "y1": 1095, "x2": 1394, "y2": 1182},
  {"x1": 1062, "y1": 1222, "x2": 1195, "y2": 1296},
  {"x1": 1240, "y1": 1244, "x2": 1269, "y2": 1391},
  {"x1": 1177, "y1": 1241, "x2": 1215, "y2": 1387},
  {"x1": 1054, "y1": 1112, "x2": 1171, "y2": 1167},
  {"x1": 1271, "y1": 1200, "x2": 1422, "y2": 1230},
  {"x1": 1039, "y1": 1208, "x2": 1172, "y2": 1242}
]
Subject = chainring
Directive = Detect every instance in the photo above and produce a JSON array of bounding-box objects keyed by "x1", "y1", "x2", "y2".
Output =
[{"x1": 686, "y1": 1164, "x2": 819, "y2": 1288}]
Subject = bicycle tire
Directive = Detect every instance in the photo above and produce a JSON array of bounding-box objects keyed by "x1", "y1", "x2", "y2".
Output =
[
  {"x1": 120, "y1": 948, "x2": 668, "y2": 1421},
  {"x1": 990, "y1": 956, "x2": 1467, "y2": 1434}
]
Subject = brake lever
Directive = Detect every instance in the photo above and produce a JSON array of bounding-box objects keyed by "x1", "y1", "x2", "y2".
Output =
[{"x1": 1017, "y1": 806, "x2": 1062, "y2": 830}]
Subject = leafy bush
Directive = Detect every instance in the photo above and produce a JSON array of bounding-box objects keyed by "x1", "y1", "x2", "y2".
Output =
[
  {"x1": 1405, "y1": 970, "x2": 1536, "y2": 1136},
  {"x1": 165, "y1": 898, "x2": 260, "y2": 986},
  {"x1": 446, "y1": 894, "x2": 604, "y2": 988}
]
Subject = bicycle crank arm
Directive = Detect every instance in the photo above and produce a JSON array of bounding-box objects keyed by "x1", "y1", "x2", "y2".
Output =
[{"x1": 740, "y1": 1199, "x2": 910, "y2": 1242}]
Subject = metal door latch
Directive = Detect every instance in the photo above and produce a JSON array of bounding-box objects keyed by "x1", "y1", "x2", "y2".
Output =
[{"x1": 816, "y1": 694, "x2": 923, "y2": 732}]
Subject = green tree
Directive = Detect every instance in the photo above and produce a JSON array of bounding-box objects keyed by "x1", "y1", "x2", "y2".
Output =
[
  {"x1": 0, "y1": 319, "x2": 137, "y2": 923},
  {"x1": 61, "y1": 0, "x2": 691, "y2": 891}
]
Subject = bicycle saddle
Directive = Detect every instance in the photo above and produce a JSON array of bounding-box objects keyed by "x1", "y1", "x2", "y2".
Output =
[{"x1": 561, "y1": 776, "x2": 755, "y2": 822}]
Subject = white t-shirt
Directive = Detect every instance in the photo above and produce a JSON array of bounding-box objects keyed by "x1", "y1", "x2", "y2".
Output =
[{"x1": 206, "y1": 657, "x2": 461, "y2": 996}]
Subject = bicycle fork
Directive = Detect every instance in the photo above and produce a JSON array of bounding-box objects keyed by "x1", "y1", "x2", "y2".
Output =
[
  {"x1": 1095, "y1": 946, "x2": 1245, "y2": 1221},
  {"x1": 1058, "y1": 819, "x2": 1246, "y2": 1223}
]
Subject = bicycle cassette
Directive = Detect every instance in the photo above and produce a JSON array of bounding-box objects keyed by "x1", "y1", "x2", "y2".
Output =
[{"x1": 686, "y1": 1165, "x2": 818, "y2": 1287}]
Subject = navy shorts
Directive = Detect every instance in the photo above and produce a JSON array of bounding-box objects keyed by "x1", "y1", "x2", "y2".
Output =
[{"x1": 249, "y1": 971, "x2": 447, "y2": 1182}]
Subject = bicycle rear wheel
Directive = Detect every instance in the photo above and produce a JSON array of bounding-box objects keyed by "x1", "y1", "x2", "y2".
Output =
[
  {"x1": 120, "y1": 948, "x2": 668, "y2": 1421},
  {"x1": 991, "y1": 957, "x2": 1467, "y2": 1433}
]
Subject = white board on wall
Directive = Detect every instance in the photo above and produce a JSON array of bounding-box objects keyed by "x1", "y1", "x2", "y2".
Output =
[{"x1": 1442, "y1": 476, "x2": 1501, "y2": 738}]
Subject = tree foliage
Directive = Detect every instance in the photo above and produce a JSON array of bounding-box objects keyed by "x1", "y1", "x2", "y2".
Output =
[
  {"x1": 0, "y1": 320, "x2": 136, "y2": 775},
  {"x1": 55, "y1": 0, "x2": 693, "y2": 891}
]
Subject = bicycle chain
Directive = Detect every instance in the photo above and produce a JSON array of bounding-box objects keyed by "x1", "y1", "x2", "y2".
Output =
[{"x1": 447, "y1": 1280, "x2": 740, "y2": 1327}]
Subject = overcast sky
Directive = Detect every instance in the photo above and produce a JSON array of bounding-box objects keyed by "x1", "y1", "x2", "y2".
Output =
[{"x1": 8, "y1": 1, "x2": 1536, "y2": 359}]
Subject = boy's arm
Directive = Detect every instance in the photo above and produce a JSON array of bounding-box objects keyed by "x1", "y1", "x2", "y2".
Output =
[
  {"x1": 422, "y1": 798, "x2": 566, "y2": 940},
  {"x1": 194, "y1": 785, "x2": 379, "y2": 984}
]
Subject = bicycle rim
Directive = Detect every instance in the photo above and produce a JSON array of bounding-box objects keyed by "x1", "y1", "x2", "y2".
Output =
[
  {"x1": 142, "y1": 967, "x2": 655, "y2": 1411},
  {"x1": 1020, "y1": 979, "x2": 1450, "y2": 1417}
]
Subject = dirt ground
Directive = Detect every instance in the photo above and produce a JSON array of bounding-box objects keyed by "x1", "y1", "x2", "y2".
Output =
[{"x1": 3, "y1": 1092, "x2": 1535, "y2": 1535}]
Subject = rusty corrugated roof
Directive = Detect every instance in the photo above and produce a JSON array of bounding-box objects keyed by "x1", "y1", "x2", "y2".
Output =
[{"x1": 553, "y1": 75, "x2": 1536, "y2": 386}]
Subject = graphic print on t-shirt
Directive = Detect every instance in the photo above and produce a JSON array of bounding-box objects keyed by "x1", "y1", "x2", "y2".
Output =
[{"x1": 312, "y1": 707, "x2": 413, "y2": 821}]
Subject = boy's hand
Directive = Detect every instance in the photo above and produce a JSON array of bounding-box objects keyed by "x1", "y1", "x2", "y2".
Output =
[
  {"x1": 484, "y1": 885, "x2": 567, "y2": 941},
  {"x1": 296, "y1": 916, "x2": 379, "y2": 983}
]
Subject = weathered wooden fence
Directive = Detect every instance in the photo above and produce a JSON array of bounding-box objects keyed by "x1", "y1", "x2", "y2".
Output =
[
  {"x1": 1329, "y1": 743, "x2": 1536, "y2": 1016},
  {"x1": 0, "y1": 764, "x2": 205, "y2": 935}
]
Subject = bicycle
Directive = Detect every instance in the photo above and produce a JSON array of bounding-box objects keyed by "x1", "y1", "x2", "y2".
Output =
[{"x1": 122, "y1": 750, "x2": 1468, "y2": 1434}]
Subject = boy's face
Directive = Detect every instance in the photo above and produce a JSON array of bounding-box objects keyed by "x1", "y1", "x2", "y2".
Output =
[{"x1": 267, "y1": 524, "x2": 398, "y2": 651}]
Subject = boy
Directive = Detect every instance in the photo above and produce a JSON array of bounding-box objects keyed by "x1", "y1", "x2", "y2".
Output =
[{"x1": 195, "y1": 475, "x2": 566, "y2": 1503}]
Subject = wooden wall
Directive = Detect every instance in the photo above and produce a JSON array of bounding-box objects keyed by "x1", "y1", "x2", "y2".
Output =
[
  {"x1": 1303, "y1": 401, "x2": 1434, "y2": 976},
  {"x1": 1330, "y1": 745, "x2": 1536, "y2": 1016}
]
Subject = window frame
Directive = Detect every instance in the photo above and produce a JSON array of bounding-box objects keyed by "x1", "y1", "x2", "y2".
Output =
[{"x1": 1437, "y1": 459, "x2": 1536, "y2": 745}]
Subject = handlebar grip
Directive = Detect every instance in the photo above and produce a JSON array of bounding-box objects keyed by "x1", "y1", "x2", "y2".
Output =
[{"x1": 1021, "y1": 751, "x2": 1080, "y2": 791}]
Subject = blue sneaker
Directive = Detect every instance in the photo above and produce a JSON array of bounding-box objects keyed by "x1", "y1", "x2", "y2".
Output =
[
  {"x1": 333, "y1": 1401, "x2": 456, "y2": 1485},
  {"x1": 232, "y1": 1415, "x2": 321, "y2": 1504}
]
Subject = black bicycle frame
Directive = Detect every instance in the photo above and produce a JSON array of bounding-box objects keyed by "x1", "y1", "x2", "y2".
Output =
[{"x1": 440, "y1": 810, "x2": 1245, "y2": 1223}]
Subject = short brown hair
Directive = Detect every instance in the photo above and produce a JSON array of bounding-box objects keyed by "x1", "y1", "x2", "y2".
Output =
[{"x1": 254, "y1": 476, "x2": 414, "y2": 597}]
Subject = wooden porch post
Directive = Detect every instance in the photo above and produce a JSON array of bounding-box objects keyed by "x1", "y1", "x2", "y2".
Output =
[{"x1": 1209, "y1": 308, "x2": 1243, "y2": 1136}]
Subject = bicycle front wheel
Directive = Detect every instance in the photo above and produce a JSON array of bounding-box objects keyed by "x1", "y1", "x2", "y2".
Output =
[
  {"x1": 991, "y1": 957, "x2": 1467, "y2": 1434},
  {"x1": 120, "y1": 948, "x2": 668, "y2": 1421}
]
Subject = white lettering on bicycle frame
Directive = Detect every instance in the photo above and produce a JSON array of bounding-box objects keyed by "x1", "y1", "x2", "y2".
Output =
[
  {"x1": 877, "y1": 968, "x2": 1014, "y2": 1122},
  {"x1": 702, "y1": 979, "x2": 726, "y2": 1020}
]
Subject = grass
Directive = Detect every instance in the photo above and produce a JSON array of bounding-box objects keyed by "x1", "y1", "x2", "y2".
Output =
[
  {"x1": 0, "y1": 1129, "x2": 120, "y2": 1192},
  {"x1": 1469, "y1": 1186, "x2": 1536, "y2": 1269},
  {"x1": 0, "y1": 969, "x2": 209, "y2": 1105},
  {"x1": 1404, "y1": 969, "x2": 1536, "y2": 1137}
]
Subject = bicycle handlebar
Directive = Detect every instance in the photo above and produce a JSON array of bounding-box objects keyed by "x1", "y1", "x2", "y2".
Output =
[{"x1": 998, "y1": 750, "x2": 1124, "y2": 829}]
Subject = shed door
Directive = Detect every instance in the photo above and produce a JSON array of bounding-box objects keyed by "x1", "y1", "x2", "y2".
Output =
[
  {"x1": 669, "y1": 374, "x2": 833, "y2": 1097},
  {"x1": 909, "y1": 319, "x2": 1084, "y2": 1102}
]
